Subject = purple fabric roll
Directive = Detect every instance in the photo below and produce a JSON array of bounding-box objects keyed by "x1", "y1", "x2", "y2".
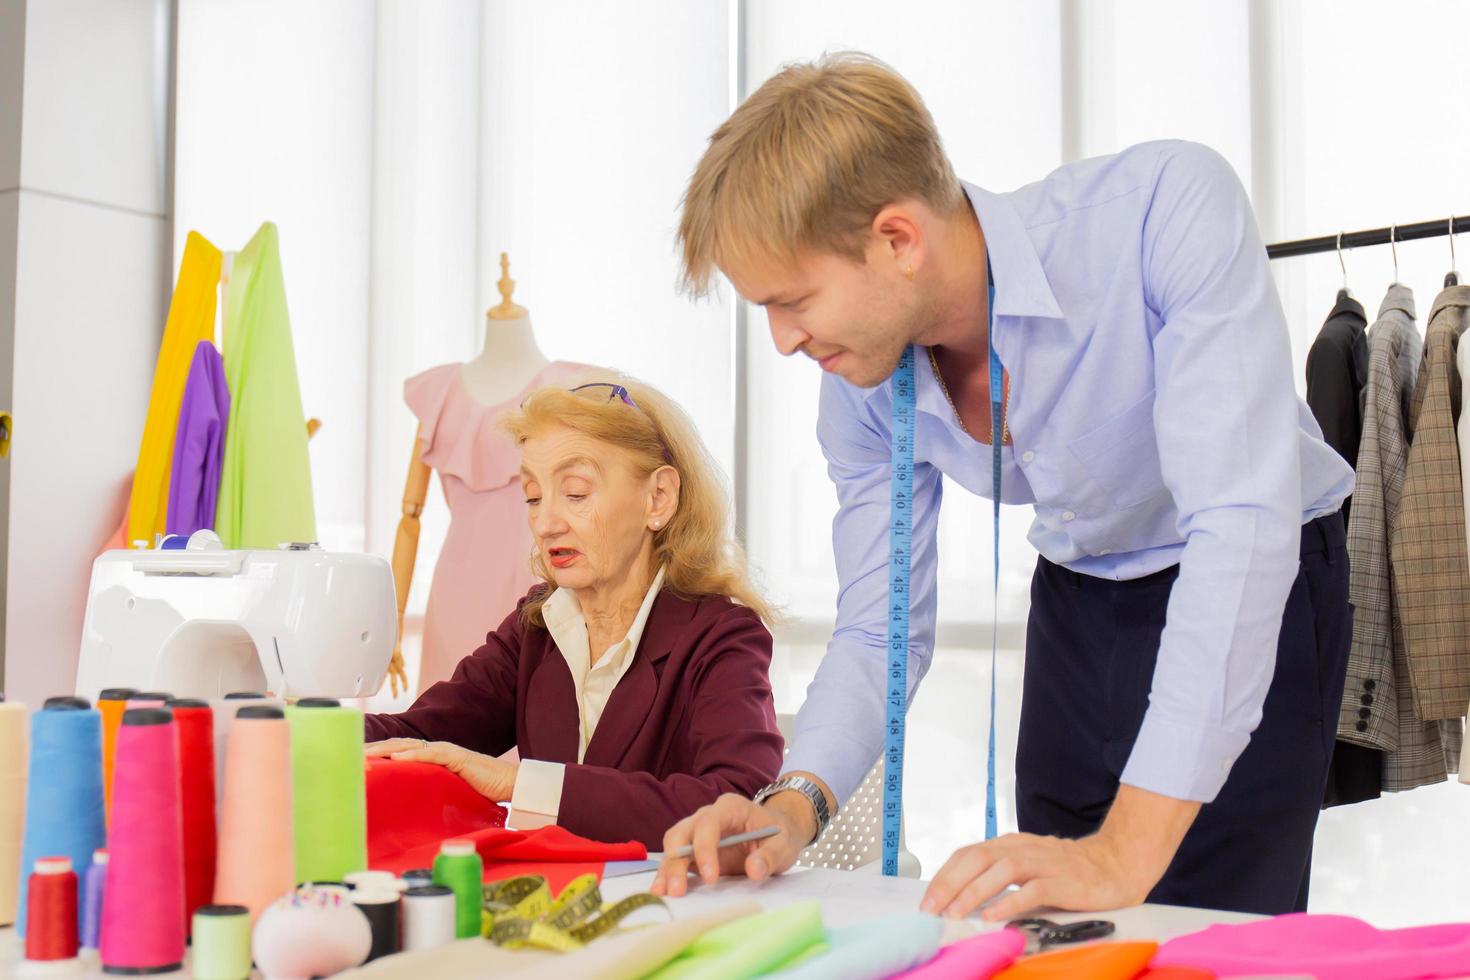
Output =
[{"x1": 166, "y1": 341, "x2": 229, "y2": 536}]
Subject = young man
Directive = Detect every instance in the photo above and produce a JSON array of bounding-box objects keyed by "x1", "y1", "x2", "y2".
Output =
[{"x1": 653, "y1": 53, "x2": 1353, "y2": 919}]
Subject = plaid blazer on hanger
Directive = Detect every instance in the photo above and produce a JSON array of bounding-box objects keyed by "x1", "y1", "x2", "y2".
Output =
[
  {"x1": 1343, "y1": 285, "x2": 1453, "y2": 790},
  {"x1": 1393, "y1": 285, "x2": 1470, "y2": 723}
]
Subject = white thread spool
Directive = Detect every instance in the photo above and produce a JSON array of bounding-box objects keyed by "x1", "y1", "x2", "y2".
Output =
[{"x1": 401, "y1": 885, "x2": 457, "y2": 951}]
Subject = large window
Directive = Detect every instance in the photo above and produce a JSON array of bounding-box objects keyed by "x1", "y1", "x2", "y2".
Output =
[{"x1": 170, "y1": 0, "x2": 1470, "y2": 923}]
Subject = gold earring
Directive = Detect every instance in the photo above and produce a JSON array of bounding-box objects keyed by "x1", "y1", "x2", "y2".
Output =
[{"x1": 905, "y1": 265, "x2": 915, "y2": 282}]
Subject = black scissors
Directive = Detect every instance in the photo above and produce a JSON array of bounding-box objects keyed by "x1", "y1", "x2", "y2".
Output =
[{"x1": 1009, "y1": 917, "x2": 1116, "y2": 954}]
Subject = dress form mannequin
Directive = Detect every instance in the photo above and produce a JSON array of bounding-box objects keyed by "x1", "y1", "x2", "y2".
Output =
[{"x1": 388, "y1": 255, "x2": 593, "y2": 696}]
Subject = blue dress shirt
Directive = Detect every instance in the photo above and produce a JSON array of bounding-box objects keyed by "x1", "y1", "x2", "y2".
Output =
[{"x1": 785, "y1": 140, "x2": 1354, "y2": 807}]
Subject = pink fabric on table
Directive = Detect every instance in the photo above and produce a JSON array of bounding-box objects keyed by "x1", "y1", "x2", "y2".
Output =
[
  {"x1": 1153, "y1": 914, "x2": 1470, "y2": 980},
  {"x1": 894, "y1": 926, "x2": 1026, "y2": 979}
]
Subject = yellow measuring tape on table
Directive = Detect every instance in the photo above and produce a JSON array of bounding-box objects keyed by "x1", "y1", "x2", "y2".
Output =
[{"x1": 481, "y1": 873, "x2": 667, "y2": 952}]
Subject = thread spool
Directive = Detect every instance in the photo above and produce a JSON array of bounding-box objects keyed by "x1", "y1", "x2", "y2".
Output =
[
  {"x1": 17, "y1": 702, "x2": 105, "y2": 937},
  {"x1": 431, "y1": 839, "x2": 482, "y2": 939},
  {"x1": 400, "y1": 885, "x2": 456, "y2": 952},
  {"x1": 97, "y1": 689, "x2": 136, "y2": 825},
  {"x1": 191, "y1": 905, "x2": 252, "y2": 980},
  {"x1": 81, "y1": 849, "x2": 107, "y2": 951},
  {"x1": 42, "y1": 697, "x2": 90, "y2": 710},
  {"x1": 24, "y1": 856, "x2": 79, "y2": 963},
  {"x1": 0, "y1": 698, "x2": 26, "y2": 926},
  {"x1": 125, "y1": 692, "x2": 171, "y2": 709},
  {"x1": 213, "y1": 705, "x2": 293, "y2": 924},
  {"x1": 343, "y1": 870, "x2": 400, "y2": 892},
  {"x1": 286, "y1": 701, "x2": 366, "y2": 884},
  {"x1": 400, "y1": 869, "x2": 433, "y2": 890},
  {"x1": 209, "y1": 693, "x2": 281, "y2": 806},
  {"x1": 167, "y1": 698, "x2": 217, "y2": 933},
  {"x1": 100, "y1": 708, "x2": 185, "y2": 975},
  {"x1": 350, "y1": 889, "x2": 401, "y2": 962}
]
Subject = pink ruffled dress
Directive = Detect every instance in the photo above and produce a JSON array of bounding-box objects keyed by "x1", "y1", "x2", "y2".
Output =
[{"x1": 405, "y1": 361, "x2": 595, "y2": 693}]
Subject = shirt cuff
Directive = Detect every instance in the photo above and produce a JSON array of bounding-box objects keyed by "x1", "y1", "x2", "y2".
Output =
[
  {"x1": 1119, "y1": 710, "x2": 1252, "y2": 802},
  {"x1": 510, "y1": 759, "x2": 566, "y2": 821}
]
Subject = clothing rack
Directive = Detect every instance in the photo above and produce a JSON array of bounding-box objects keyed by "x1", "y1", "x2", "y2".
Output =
[{"x1": 1266, "y1": 216, "x2": 1470, "y2": 260}]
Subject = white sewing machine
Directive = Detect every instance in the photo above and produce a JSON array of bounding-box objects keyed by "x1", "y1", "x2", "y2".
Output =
[{"x1": 74, "y1": 531, "x2": 397, "y2": 702}]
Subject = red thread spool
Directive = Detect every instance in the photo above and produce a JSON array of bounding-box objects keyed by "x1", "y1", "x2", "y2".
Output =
[
  {"x1": 168, "y1": 699, "x2": 217, "y2": 934},
  {"x1": 100, "y1": 708, "x2": 185, "y2": 974},
  {"x1": 24, "y1": 856, "x2": 79, "y2": 961}
]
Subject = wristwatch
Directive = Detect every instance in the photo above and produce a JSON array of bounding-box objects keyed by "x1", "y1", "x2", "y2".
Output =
[{"x1": 753, "y1": 776, "x2": 833, "y2": 846}]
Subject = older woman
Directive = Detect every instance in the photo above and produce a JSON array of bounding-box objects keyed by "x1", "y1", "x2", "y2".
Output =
[{"x1": 364, "y1": 379, "x2": 782, "y2": 848}]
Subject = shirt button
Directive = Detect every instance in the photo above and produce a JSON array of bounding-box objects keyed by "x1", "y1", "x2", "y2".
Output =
[
  {"x1": 1364, "y1": 680, "x2": 1376, "y2": 691},
  {"x1": 1021, "y1": 450, "x2": 1035, "y2": 463},
  {"x1": 1355, "y1": 720, "x2": 1368, "y2": 732},
  {"x1": 1061, "y1": 510, "x2": 1077, "y2": 522},
  {"x1": 1358, "y1": 707, "x2": 1371, "y2": 719},
  {"x1": 1360, "y1": 693, "x2": 1374, "y2": 706}
]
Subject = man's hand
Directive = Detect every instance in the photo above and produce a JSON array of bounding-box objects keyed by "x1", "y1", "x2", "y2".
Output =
[
  {"x1": 920, "y1": 784, "x2": 1201, "y2": 920},
  {"x1": 365, "y1": 738, "x2": 518, "y2": 803},
  {"x1": 652, "y1": 784, "x2": 823, "y2": 897}
]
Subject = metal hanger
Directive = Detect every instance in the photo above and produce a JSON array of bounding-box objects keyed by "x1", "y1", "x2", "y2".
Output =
[
  {"x1": 1336, "y1": 232, "x2": 1352, "y2": 301},
  {"x1": 1447, "y1": 217, "x2": 1460, "y2": 287},
  {"x1": 1390, "y1": 224, "x2": 1400, "y2": 285}
]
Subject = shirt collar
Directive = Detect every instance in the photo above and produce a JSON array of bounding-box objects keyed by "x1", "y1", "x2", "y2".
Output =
[
  {"x1": 961, "y1": 181, "x2": 1065, "y2": 321},
  {"x1": 1378, "y1": 283, "x2": 1416, "y2": 321},
  {"x1": 542, "y1": 565, "x2": 667, "y2": 678},
  {"x1": 1326, "y1": 290, "x2": 1367, "y2": 326}
]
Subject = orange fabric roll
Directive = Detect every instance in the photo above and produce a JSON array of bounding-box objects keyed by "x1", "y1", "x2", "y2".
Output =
[{"x1": 996, "y1": 941, "x2": 1160, "y2": 980}]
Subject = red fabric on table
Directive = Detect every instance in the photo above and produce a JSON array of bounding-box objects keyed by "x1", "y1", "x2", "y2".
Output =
[{"x1": 365, "y1": 758, "x2": 644, "y2": 890}]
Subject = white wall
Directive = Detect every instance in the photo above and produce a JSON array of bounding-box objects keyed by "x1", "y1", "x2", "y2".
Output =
[{"x1": 1, "y1": 0, "x2": 172, "y2": 704}]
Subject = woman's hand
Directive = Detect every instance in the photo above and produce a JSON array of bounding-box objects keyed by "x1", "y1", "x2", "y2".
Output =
[{"x1": 365, "y1": 738, "x2": 519, "y2": 803}]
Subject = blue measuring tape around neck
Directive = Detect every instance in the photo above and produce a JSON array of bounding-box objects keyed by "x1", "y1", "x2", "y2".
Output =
[{"x1": 883, "y1": 261, "x2": 999, "y2": 876}]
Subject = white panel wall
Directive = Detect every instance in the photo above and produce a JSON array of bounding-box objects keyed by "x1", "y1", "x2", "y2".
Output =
[{"x1": 1, "y1": 0, "x2": 171, "y2": 704}]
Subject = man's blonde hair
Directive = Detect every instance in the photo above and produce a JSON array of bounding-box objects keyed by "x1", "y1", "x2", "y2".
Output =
[
  {"x1": 501, "y1": 377, "x2": 774, "y2": 628},
  {"x1": 679, "y1": 52, "x2": 962, "y2": 295}
]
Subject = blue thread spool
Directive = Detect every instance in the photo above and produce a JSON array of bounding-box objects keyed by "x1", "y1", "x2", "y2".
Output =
[{"x1": 17, "y1": 701, "x2": 105, "y2": 936}]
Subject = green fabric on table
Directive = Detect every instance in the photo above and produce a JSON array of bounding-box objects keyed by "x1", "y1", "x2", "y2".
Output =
[
  {"x1": 214, "y1": 221, "x2": 316, "y2": 549},
  {"x1": 644, "y1": 902, "x2": 826, "y2": 980}
]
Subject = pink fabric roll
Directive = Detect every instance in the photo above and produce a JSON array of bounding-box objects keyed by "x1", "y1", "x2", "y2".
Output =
[
  {"x1": 213, "y1": 709, "x2": 294, "y2": 922},
  {"x1": 894, "y1": 926, "x2": 1026, "y2": 979},
  {"x1": 1153, "y1": 913, "x2": 1470, "y2": 980}
]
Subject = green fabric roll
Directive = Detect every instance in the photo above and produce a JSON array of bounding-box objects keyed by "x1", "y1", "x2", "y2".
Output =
[
  {"x1": 645, "y1": 902, "x2": 826, "y2": 980},
  {"x1": 286, "y1": 703, "x2": 366, "y2": 883},
  {"x1": 214, "y1": 221, "x2": 316, "y2": 549}
]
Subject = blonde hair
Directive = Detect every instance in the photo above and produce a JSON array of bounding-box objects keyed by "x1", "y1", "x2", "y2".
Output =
[
  {"x1": 501, "y1": 377, "x2": 774, "y2": 628},
  {"x1": 679, "y1": 51, "x2": 962, "y2": 295}
]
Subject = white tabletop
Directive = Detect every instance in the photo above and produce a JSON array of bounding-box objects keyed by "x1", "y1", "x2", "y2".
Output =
[{"x1": 0, "y1": 867, "x2": 1261, "y2": 977}]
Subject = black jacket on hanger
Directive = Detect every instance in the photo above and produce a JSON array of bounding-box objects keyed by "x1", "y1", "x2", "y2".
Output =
[
  {"x1": 1305, "y1": 290, "x2": 1370, "y2": 500},
  {"x1": 1305, "y1": 289, "x2": 1382, "y2": 807}
]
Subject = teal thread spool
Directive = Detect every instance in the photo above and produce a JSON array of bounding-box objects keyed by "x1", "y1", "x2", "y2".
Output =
[
  {"x1": 285, "y1": 699, "x2": 366, "y2": 884},
  {"x1": 191, "y1": 904, "x2": 251, "y2": 980},
  {"x1": 430, "y1": 840, "x2": 482, "y2": 939}
]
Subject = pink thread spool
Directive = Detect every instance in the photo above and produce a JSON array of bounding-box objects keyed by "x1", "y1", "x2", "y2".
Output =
[
  {"x1": 213, "y1": 705, "x2": 293, "y2": 923},
  {"x1": 100, "y1": 708, "x2": 185, "y2": 974}
]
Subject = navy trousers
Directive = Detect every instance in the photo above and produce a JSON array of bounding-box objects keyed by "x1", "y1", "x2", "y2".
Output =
[{"x1": 1016, "y1": 513, "x2": 1351, "y2": 915}]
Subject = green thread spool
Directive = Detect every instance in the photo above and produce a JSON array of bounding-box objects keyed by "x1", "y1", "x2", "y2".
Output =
[
  {"x1": 285, "y1": 700, "x2": 367, "y2": 884},
  {"x1": 191, "y1": 904, "x2": 251, "y2": 980},
  {"x1": 431, "y1": 840, "x2": 482, "y2": 939}
]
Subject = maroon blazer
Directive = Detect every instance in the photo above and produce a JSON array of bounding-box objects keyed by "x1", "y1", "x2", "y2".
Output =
[{"x1": 364, "y1": 587, "x2": 783, "y2": 849}]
